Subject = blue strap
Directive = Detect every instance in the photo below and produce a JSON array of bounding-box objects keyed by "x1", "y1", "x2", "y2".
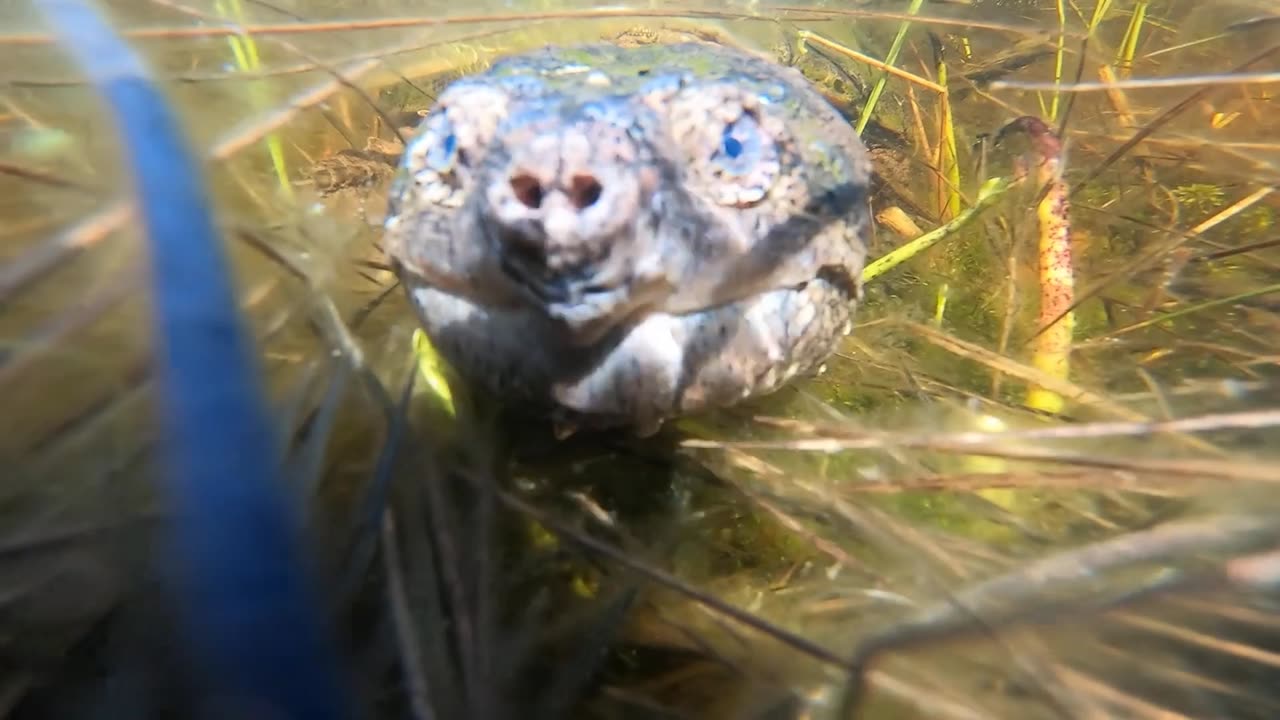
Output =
[{"x1": 32, "y1": 2, "x2": 354, "y2": 717}]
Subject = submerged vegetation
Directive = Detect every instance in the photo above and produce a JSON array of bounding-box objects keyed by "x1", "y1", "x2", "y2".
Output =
[{"x1": 2, "y1": 0, "x2": 1280, "y2": 718}]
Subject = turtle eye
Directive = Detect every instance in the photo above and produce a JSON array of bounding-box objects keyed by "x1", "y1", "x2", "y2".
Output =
[
  {"x1": 713, "y1": 113, "x2": 763, "y2": 173},
  {"x1": 721, "y1": 130, "x2": 743, "y2": 158},
  {"x1": 394, "y1": 82, "x2": 511, "y2": 211},
  {"x1": 418, "y1": 113, "x2": 460, "y2": 174},
  {"x1": 701, "y1": 108, "x2": 780, "y2": 207},
  {"x1": 415, "y1": 79, "x2": 513, "y2": 178},
  {"x1": 402, "y1": 110, "x2": 469, "y2": 208},
  {"x1": 428, "y1": 127, "x2": 458, "y2": 172}
]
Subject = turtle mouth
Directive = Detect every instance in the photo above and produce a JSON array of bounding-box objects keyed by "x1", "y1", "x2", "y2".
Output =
[
  {"x1": 498, "y1": 244, "x2": 572, "y2": 305},
  {"x1": 494, "y1": 225, "x2": 618, "y2": 307}
]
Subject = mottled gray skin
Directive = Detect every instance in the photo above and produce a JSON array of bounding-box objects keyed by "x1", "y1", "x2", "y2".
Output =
[{"x1": 382, "y1": 42, "x2": 872, "y2": 435}]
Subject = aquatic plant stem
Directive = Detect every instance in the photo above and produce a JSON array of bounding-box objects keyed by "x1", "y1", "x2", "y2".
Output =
[
  {"x1": 932, "y1": 35, "x2": 961, "y2": 221},
  {"x1": 1049, "y1": 0, "x2": 1066, "y2": 120},
  {"x1": 854, "y1": 0, "x2": 925, "y2": 136},
  {"x1": 1097, "y1": 63, "x2": 1137, "y2": 129},
  {"x1": 215, "y1": 0, "x2": 293, "y2": 197},
  {"x1": 1001, "y1": 117, "x2": 1075, "y2": 414},
  {"x1": 1116, "y1": 0, "x2": 1150, "y2": 78},
  {"x1": 1104, "y1": 282, "x2": 1280, "y2": 339},
  {"x1": 932, "y1": 283, "x2": 949, "y2": 326},
  {"x1": 862, "y1": 176, "x2": 1012, "y2": 283},
  {"x1": 1089, "y1": 0, "x2": 1115, "y2": 32}
]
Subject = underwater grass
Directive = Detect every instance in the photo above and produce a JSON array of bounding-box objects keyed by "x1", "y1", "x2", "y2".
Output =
[
  {"x1": 214, "y1": 0, "x2": 294, "y2": 198},
  {"x1": 3, "y1": 1, "x2": 1280, "y2": 719}
]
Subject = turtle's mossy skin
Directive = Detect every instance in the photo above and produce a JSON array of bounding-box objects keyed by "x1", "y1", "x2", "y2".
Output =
[{"x1": 383, "y1": 42, "x2": 872, "y2": 435}]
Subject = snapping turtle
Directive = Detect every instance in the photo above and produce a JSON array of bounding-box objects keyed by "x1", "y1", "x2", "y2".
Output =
[{"x1": 373, "y1": 41, "x2": 873, "y2": 435}]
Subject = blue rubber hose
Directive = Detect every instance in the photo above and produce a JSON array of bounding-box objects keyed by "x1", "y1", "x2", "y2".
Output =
[{"x1": 31, "y1": 1, "x2": 355, "y2": 717}]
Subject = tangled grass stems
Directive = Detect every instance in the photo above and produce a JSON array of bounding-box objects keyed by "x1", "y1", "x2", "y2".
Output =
[
  {"x1": 797, "y1": 30, "x2": 946, "y2": 95},
  {"x1": 838, "y1": 519, "x2": 1280, "y2": 717},
  {"x1": 854, "y1": 0, "x2": 925, "y2": 136},
  {"x1": 726, "y1": 407, "x2": 1280, "y2": 452},
  {"x1": 770, "y1": 5, "x2": 1060, "y2": 36},
  {"x1": 861, "y1": 178, "x2": 1012, "y2": 283},
  {"x1": 1098, "y1": 281, "x2": 1280, "y2": 341},
  {"x1": 1035, "y1": 185, "x2": 1277, "y2": 344},
  {"x1": 0, "y1": 5, "x2": 457, "y2": 433},
  {"x1": 380, "y1": 506, "x2": 438, "y2": 720},
  {"x1": 684, "y1": 435, "x2": 1276, "y2": 483},
  {"x1": 686, "y1": 431, "x2": 1280, "y2": 717},
  {"x1": 0, "y1": 200, "x2": 130, "y2": 306},
  {"x1": 0, "y1": 274, "x2": 135, "y2": 388},
  {"x1": 1070, "y1": 42, "x2": 1280, "y2": 196},
  {"x1": 1114, "y1": 0, "x2": 1150, "y2": 78},
  {"x1": 0, "y1": 20, "x2": 425, "y2": 343},
  {"x1": 1087, "y1": 0, "x2": 1114, "y2": 35}
]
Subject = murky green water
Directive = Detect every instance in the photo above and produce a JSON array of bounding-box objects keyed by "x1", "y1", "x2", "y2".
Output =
[{"x1": 2, "y1": 1, "x2": 1280, "y2": 718}]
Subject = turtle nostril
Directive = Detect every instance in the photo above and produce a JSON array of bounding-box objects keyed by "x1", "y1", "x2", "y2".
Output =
[
  {"x1": 510, "y1": 173, "x2": 544, "y2": 209},
  {"x1": 568, "y1": 174, "x2": 603, "y2": 210}
]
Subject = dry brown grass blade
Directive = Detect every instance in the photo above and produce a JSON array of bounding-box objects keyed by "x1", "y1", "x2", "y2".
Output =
[
  {"x1": 939, "y1": 516, "x2": 1278, "y2": 617},
  {"x1": 0, "y1": 273, "x2": 135, "y2": 388},
  {"x1": 798, "y1": 31, "x2": 946, "y2": 94},
  {"x1": 687, "y1": 437, "x2": 1277, "y2": 482},
  {"x1": 1054, "y1": 667, "x2": 1196, "y2": 720},
  {"x1": 146, "y1": 0, "x2": 422, "y2": 147},
  {"x1": 5, "y1": 45, "x2": 453, "y2": 88},
  {"x1": 994, "y1": 70, "x2": 1280, "y2": 93},
  {"x1": 1091, "y1": 638, "x2": 1279, "y2": 709},
  {"x1": 768, "y1": 5, "x2": 1059, "y2": 35},
  {"x1": 0, "y1": 200, "x2": 132, "y2": 307},
  {"x1": 0, "y1": 8, "x2": 834, "y2": 47},
  {"x1": 900, "y1": 319, "x2": 1149, "y2": 421},
  {"x1": 829, "y1": 469, "x2": 1175, "y2": 494},
  {"x1": 1112, "y1": 610, "x2": 1280, "y2": 669},
  {"x1": 688, "y1": 404, "x2": 1280, "y2": 484},
  {"x1": 743, "y1": 407, "x2": 1280, "y2": 450},
  {"x1": 870, "y1": 320, "x2": 1255, "y2": 456},
  {"x1": 863, "y1": 670, "x2": 990, "y2": 720},
  {"x1": 0, "y1": 160, "x2": 100, "y2": 194}
]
